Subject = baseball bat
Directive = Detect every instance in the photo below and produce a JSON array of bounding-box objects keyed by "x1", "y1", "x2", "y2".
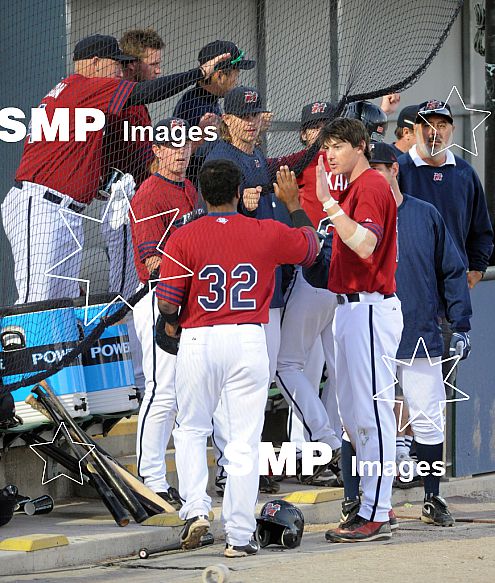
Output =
[
  {"x1": 24, "y1": 396, "x2": 131, "y2": 527},
  {"x1": 33, "y1": 382, "x2": 149, "y2": 523},
  {"x1": 26, "y1": 393, "x2": 173, "y2": 515}
]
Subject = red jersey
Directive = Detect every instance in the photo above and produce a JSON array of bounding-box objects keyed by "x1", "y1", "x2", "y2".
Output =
[
  {"x1": 297, "y1": 151, "x2": 348, "y2": 230},
  {"x1": 103, "y1": 105, "x2": 153, "y2": 188},
  {"x1": 130, "y1": 173, "x2": 198, "y2": 284},
  {"x1": 156, "y1": 213, "x2": 318, "y2": 328},
  {"x1": 328, "y1": 168, "x2": 397, "y2": 295},
  {"x1": 16, "y1": 74, "x2": 135, "y2": 203}
]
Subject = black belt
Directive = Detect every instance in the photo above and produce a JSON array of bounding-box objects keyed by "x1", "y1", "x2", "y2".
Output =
[
  {"x1": 43, "y1": 191, "x2": 85, "y2": 214},
  {"x1": 336, "y1": 293, "x2": 395, "y2": 305}
]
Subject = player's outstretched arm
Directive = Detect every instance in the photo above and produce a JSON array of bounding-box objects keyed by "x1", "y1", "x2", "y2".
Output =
[{"x1": 315, "y1": 157, "x2": 377, "y2": 259}]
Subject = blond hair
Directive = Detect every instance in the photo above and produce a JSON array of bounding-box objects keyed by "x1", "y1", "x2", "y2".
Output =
[{"x1": 120, "y1": 28, "x2": 164, "y2": 60}]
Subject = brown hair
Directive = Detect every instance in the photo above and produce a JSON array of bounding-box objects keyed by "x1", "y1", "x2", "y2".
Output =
[
  {"x1": 120, "y1": 28, "x2": 164, "y2": 60},
  {"x1": 320, "y1": 118, "x2": 371, "y2": 160},
  {"x1": 219, "y1": 119, "x2": 233, "y2": 143}
]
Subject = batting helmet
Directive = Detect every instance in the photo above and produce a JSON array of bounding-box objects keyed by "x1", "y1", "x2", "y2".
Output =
[
  {"x1": 343, "y1": 100, "x2": 388, "y2": 142},
  {"x1": 255, "y1": 499, "x2": 304, "y2": 549}
]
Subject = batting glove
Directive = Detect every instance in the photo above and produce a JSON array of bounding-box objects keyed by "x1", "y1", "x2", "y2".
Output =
[
  {"x1": 155, "y1": 314, "x2": 179, "y2": 356},
  {"x1": 109, "y1": 174, "x2": 136, "y2": 230},
  {"x1": 449, "y1": 331, "x2": 471, "y2": 361}
]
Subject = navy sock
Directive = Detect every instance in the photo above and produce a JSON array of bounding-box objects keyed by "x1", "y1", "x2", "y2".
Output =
[
  {"x1": 415, "y1": 442, "x2": 443, "y2": 498},
  {"x1": 341, "y1": 439, "x2": 360, "y2": 500}
]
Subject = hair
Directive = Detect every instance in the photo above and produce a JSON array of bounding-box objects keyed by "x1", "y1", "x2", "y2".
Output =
[
  {"x1": 199, "y1": 159, "x2": 241, "y2": 206},
  {"x1": 219, "y1": 119, "x2": 233, "y2": 143},
  {"x1": 395, "y1": 126, "x2": 404, "y2": 140},
  {"x1": 320, "y1": 118, "x2": 371, "y2": 160},
  {"x1": 120, "y1": 28, "x2": 164, "y2": 60}
]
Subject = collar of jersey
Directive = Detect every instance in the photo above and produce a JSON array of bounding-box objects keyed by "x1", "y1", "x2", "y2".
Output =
[
  {"x1": 408, "y1": 144, "x2": 456, "y2": 167},
  {"x1": 208, "y1": 211, "x2": 238, "y2": 216},
  {"x1": 153, "y1": 173, "x2": 185, "y2": 187}
]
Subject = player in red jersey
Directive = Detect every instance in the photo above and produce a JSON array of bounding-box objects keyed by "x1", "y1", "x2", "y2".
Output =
[
  {"x1": 316, "y1": 118, "x2": 403, "y2": 544},
  {"x1": 155, "y1": 160, "x2": 318, "y2": 557},
  {"x1": 128, "y1": 117, "x2": 202, "y2": 510},
  {"x1": 2, "y1": 33, "x2": 228, "y2": 302}
]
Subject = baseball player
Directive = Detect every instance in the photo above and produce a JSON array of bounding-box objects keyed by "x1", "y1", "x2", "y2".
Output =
[
  {"x1": 371, "y1": 142, "x2": 471, "y2": 525},
  {"x1": 155, "y1": 159, "x2": 318, "y2": 556},
  {"x1": 388, "y1": 104, "x2": 419, "y2": 158},
  {"x1": 317, "y1": 118, "x2": 403, "y2": 543},
  {"x1": 1, "y1": 33, "x2": 228, "y2": 303},
  {"x1": 129, "y1": 117, "x2": 201, "y2": 509}
]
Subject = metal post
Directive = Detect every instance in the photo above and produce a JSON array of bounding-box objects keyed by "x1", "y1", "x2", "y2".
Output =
[
  {"x1": 329, "y1": 0, "x2": 339, "y2": 103},
  {"x1": 256, "y1": 0, "x2": 268, "y2": 154},
  {"x1": 486, "y1": 0, "x2": 495, "y2": 222}
]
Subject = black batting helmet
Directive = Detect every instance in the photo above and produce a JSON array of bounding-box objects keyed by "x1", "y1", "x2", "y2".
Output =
[
  {"x1": 344, "y1": 100, "x2": 388, "y2": 142},
  {"x1": 255, "y1": 499, "x2": 304, "y2": 549}
]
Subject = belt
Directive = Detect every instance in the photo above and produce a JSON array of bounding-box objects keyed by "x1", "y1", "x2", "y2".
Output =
[
  {"x1": 43, "y1": 191, "x2": 85, "y2": 214},
  {"x1": 336, "y1": 293, "x2": 395, "y2": 305}
]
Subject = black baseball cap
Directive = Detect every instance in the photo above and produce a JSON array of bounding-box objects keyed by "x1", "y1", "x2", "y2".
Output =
[
  {"x1": 153, "y1": 117, "x2": 191, "y2": 145},
  {"x1": 198, "y1": 40, "x2": 255, "y2": 70},
  {"x1": 300, "y1": 101, "x2": 336, "y2": 130},
  {"x1": 73, "y1": 34, "x2": 135, "y2": 62},
  {"x1": 370, "y1": 141, "x2": 398, "y2": 165},
  {"x1": 397, "y1": 105, "x2": 420, "y2": 129},
  {"x1": 224, "y1": 86, "x2": 264, "y2": 116},
  {"x1": 416, "y1": 100, "x2": 453, "y2": 124}
]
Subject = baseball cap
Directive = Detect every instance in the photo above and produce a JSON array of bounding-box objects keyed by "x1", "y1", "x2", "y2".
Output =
[
  {"x1": 153, "y1": 117, "x2": 191, "y2": 145},
  {"x1": 300, "y1": 101, "x2": 336, "y2": 130},
  {"x1": 224, "y1": 86, "x2": 264, "y2": 116},
  {"x1": 73, "y1": 34, "x2": 136, "y2": 62},
  {"x1": 198, "y1": 40, "x2": 256, "y2": 70},
  {"x1": 396, "y1": 105, "x2": 420, "y2": 129},
  {"x1": 369, "y1": 141, "x2": 398, "y2": 165},
  {"x1": 416, "y1": 100, "x2": 453, "y2": 124}
]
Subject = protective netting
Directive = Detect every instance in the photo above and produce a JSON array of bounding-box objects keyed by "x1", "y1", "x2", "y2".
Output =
[{"x1": 0, "y1": 0, "x2": 463, "y2": 414}]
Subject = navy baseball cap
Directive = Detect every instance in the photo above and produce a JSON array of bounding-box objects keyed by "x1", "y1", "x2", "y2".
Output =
[
  {"x1": 300, "y1": 101, "x2": 336, "y2": 130},
  {"x1": 397, "y1": 105, "x2": 420, "y2": 129},
  {"x1": 416, "y1": 100, "x2": 453, "y2": 124},
  {"x1": 73, "y1": 34, "x2": 136, "y2": 62},
  {"x1": 198, "y1": 40, "x2": 255, "y2": 70},
  {"x1": 224, "y1": 86, "x2": 264, "y2": 116},
  {"x1": 370, "y1": 141, "x2": 398, "y2": 164},
  {"x1": 153, "y1": 117, "x2": 191, "y2": 145}
]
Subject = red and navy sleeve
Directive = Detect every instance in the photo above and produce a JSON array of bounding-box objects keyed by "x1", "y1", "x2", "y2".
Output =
[
  {"x1": 272, "y1": 222, "x2": 318, "y2": 267},
  {"x1": 155, "y1": 236, "x2": 187, "y2": 306},
  {"x1": 107, "y1": 80, "x2": 135, "y2": 115}
]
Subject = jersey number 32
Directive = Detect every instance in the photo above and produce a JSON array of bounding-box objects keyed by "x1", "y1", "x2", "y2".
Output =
[{"x1": 198, "y1": 264, "x2": 258, "y2": 311}]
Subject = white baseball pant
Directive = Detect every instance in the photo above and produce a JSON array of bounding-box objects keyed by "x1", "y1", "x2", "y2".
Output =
[{"x1": 101, "y1": 219, "x2": 139, "y2": 299}]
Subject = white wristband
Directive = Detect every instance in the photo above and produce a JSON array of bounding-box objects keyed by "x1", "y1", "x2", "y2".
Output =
[
  {"x1": 322, "y1": 198, "x2": 338, "y2": 211},
  {"x1": 328, "y1": 209, "x2": 345, "y2": 221}
]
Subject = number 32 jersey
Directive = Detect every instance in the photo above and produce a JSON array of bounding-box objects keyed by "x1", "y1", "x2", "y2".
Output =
[{"x1": 156, "y1": 212, "x2": 318, "y2": 328}]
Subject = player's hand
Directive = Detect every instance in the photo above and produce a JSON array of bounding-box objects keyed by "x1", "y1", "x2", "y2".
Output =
[
  {"x1": 260, "y1": 111, "x2": 274, "y2": 134},
  {"x1": 380, "y1": 93, "x2": 401, "y2": 115},
  {"x1": 273, "y1": 166, "x2": 300, "y2": 212},
  {"x1": 199, "y1": 112, "x2": 220, "y2": 130},
  {"x1": 316, "y1": 156, "x2": 331, "y2": 204},
  {"x1": 449, "y1": 331, "x2": 471, "y2": 361},
  {"x1": 467, "y1": 270, "x2": 483, "y2": 288},
  {"x1": 200, "y1": 53, "x2": 231, "y2": 80},
  {"x1": 243, "y1": 186, "x2": 261, "y2": 211}
]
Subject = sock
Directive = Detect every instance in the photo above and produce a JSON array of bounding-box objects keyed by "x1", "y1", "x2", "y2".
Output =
[
  {"x1": 341, "y1": 439, "x2": 360, "y2": 500},
  {"x1": 395, "y1": 436, "x2": 408, "y2": 460},
  {"x1": 415, "y1": 441, "x2": 443, "y2": 498},
  {"x1": 404, "y1": 435, "x2": 414, "y2": 453}
]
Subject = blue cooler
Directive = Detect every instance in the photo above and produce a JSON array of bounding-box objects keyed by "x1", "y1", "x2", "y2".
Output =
[
  {"x1": 0, "y1": 299, "x2": 89, "y2": 427},
  {"x1": 74, "y1": 295, "x2": 138, "y2": 414}
]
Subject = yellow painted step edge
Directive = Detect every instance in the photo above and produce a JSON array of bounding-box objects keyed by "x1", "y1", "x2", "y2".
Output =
[
  {"x1": 283, "y1": 488, "x2": 344, "y2": 505},
  {"x1": 143, "y1": 510, "x2": 215, "y2": 527},
  {"x1": 0, "y1": 534, "x2": 69, "y2": 552}
]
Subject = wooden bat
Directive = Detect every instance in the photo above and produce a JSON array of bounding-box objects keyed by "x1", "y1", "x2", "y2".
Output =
[
  {"x1": 25, "y1": 396, "x2": 131, "y2": 527},
  {"x1": 32, "y1": 383, "x2": 149, "y2": 523}
]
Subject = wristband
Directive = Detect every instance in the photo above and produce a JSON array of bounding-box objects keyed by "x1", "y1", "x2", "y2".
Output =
[
  {"x1": 323, "y1": 198, "x2": 338, "y2": 211},
  {"x1": 343, "y1": 223, "x2": 368, "y2": 250},
  {"x1": 328, "y1": 209, "x2": 345, "y2": 221},
  {"x1": 290, "y1": 209, "x2": 313, "y2": 228},
  {"x1": 161, "y1": 310, "x2": 179, "y2": 325}
]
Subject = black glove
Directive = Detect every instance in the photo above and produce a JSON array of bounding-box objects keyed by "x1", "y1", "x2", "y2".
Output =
[
  {"x1": 449, "y1": 331, "x2": 471, "y2": 361},
  {"x1": 155, "y1": 314, "x2": 179, "y2": 356}
]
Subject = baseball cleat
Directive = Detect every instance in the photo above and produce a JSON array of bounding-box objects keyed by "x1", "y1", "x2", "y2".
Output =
[
  {"x1": 259, "y1": 475, "x2": 280, "y2": 493},
  {"x1": 295, "y1": 459, "x2": 330, "y2": 485},
  {"x1": 157, "y1": 486, "x2": 183, "y2": 510},
  {"x1": 421, "y1": 495, "x2": 455, "y2": 527},
  {"x1": 215, "y1": 476, "x2": 226, "y2": 497},
  {"x1": 339, "y1": 497, "x2": 360, "y2": 528},
  {"x1": 389, "y1": 509, "x2": 399, "y2": 531},
  {"x1": 180, "y1": 515, "x2": 210, "y2": 549},
  {"x1": 325, "y1": 515, "x2": 392, "y2": 543},
  {"x1": 224, "y1": 538, "x2": 259, "y2": 558}
]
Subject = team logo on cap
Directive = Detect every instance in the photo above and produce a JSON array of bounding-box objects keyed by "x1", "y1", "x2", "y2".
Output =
[
  {"x1": 244, "y1": 90, "x2": 258, "y2": 103},
  {"x1": 171, "y1": 119, "x2": 185, "y2": 128},
  {"x1": 424, "y1": 100, "x2": 444, "y2": 111},
  {"x1": 311, "y1": 102, "x2": 327, "y2": 114},
  {"x1": 433, "y1": 172, "x2": 443, "y2": 182},
  {"x1": 264, "y1": 502, "x2": 281, "y2": 517}
]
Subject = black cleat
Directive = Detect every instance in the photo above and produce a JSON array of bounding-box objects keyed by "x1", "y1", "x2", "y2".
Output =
[
  {"x1": 259, "y1": 475, "x2": 280, "y2": 493},
  {"x1": 224, "y1": 538, "x2": 259, "y2": 558},
  {"x1": 215, "y1": 475, "x2": 226, "y2": 497},
  {"x1": 339, "y1": 497, "x2": 361, "y2": 528},
  {"x1": 157, "y1": 486, "x2": 183, "y2": 510},
  {"x1": 180, "y1": 515, "x2": 210, "y2": 549},
  {"x1": 421, "y1": 495, "x2": 455, "y2": 527},
  {"x1": 296, "y1": 458, "x2": 330, "y2": 484},
  {"x1": 325, "y1": 514, "x2": 392, "y2": 543}
]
